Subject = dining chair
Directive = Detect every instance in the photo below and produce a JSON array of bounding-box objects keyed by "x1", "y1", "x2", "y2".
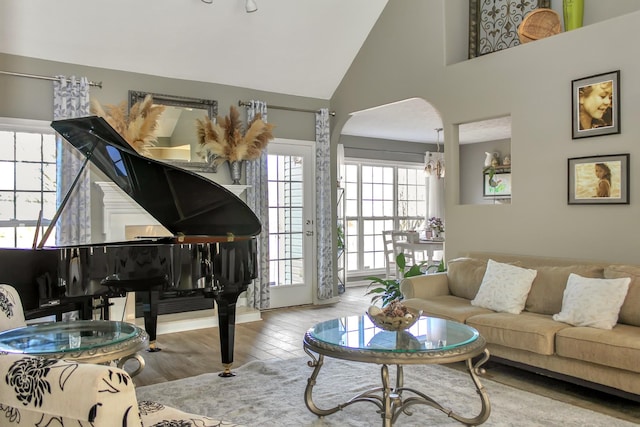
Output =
[
  {"x1": 382, "y1": 230, "x2": 396, "y2": 279},
  {"x1": 391, "y1": 231, "x2": 418, "y2": 276},
  {"x1": 0, "y1": 284, "x2": 26, "y2": 331}
]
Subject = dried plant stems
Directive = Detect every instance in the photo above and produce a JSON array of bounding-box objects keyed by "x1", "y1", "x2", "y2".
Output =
[
  {"x1": 196, "y1": 106, "x2": 274, "y2": 164},
  {"x1": 91, "y1": 95, "x2": 166, "y2": 155}
]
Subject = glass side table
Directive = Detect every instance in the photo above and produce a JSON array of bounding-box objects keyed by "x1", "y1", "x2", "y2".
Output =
[
  {"x1": 0, "y1": 320, "x2": 148, "y2": 376},
  {"x1": 303, "y1": 315, "x2": 491, "y2": 427}
]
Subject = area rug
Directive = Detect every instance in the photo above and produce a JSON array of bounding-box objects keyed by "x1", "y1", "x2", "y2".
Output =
[{"x1": 136, "y1": 357, "x2": 635, "y2": 427}]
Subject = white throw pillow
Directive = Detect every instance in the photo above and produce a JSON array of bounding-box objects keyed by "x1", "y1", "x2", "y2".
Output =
[
  {"x1": 553, "y1": 273, "x2": 630, "y2": 330},
  {"x1": 471, "y1": 259, "x2": 537, "y2": 314}
]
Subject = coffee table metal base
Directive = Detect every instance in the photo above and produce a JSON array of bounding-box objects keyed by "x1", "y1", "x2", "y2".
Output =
[{"x1": 304, "y1": 348, "x2": 491, "y2": 427}]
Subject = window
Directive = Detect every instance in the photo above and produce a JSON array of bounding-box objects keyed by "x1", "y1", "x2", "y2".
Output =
[
  {"x1": 343, "y1": 160, "x2": 427, "y2": 277},
  {"x1": 0, "y1": 119, "x2": 57, "y2": 248}
]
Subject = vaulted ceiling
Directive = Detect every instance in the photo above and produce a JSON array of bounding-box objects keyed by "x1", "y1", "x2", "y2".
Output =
[
  {"x1": 0, "y1": 0, "x2": 387, "y2": 99},
  {"x1": 0, "y1": 0, "x2": 510, "y2": 144}
]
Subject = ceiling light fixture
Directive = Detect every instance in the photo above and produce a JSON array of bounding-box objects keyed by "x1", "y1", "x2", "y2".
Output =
[
  {"x1": 245, "y1": 0, "x2": 258, "y2": 13},
  {"x1": 424, "y1": 128, "x2": 445, "y2": 179}
]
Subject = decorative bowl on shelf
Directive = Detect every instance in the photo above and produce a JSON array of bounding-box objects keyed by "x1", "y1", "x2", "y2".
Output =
[{"x1": 366, "y1": 305, "x2": 422, "y2": 331}]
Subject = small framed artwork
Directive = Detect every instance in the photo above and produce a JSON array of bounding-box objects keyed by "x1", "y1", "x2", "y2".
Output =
[
  {"x1": 571, "y1": 70, "x2": 620, "y2": 139},
  {"x1": 483, "y1": 171, "x2": 512, "y2": 198},
  {"x1": 568, "y1": 154, "x2": 629, "y2": 205}
]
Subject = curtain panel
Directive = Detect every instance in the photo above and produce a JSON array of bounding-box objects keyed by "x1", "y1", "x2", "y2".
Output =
[
  {"x1": 245, "y1": 100, "x2": 270, "y2": 310},
  {"x1": 315, "y1": 109, "x2": 333, "y2": 301},
  {"x1": 52, "y1": 76, "x2": 91, "y2": 246}
]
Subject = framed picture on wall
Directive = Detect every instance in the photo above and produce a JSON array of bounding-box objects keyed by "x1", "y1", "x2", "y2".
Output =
[
  {"x1": 568, "y1": 154, "x2": 629, "y2": 204},
  {"x1": 483, "y1": 171, "x2": 512, "y2": 198},
  {"x1": 571, "y1": 70, "x2": 620, "y2": 139}
]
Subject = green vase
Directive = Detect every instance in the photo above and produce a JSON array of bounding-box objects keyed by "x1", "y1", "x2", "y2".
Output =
[{"x1": 563, "y1": 0, "x2": 584, "y2": 31}]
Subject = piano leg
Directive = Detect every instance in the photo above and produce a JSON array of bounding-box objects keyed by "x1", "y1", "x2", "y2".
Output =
[
  {"x1": 140, "y1": 290, "x2": 162, "y2": 352},
  {"x1": 213, "y1": 292, "x2": 240, "y2": 377}
]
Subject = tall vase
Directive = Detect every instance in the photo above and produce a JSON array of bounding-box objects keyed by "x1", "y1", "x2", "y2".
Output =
[
  {"x1": 563, "y1": 0, "x2": 584, "y2": 31},
  {"x1": 228, "y1": 160, "x2": 243, "y2": 185}
]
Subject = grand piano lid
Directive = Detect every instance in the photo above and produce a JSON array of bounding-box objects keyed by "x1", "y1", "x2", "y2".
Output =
[{"x1": 51, "y1": 116, "x2": 261, "y2": 239}]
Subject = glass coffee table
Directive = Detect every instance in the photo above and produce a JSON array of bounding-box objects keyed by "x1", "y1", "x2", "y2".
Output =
[
  {"x1": 303, "y1": 315, "x2": 491, "y2": 427},
  {"x1": 0, "y1": 320, "x2": 148, "y2": 376}
]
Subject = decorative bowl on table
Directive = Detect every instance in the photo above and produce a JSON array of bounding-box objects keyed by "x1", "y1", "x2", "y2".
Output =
[{"x1": 366, "y1": 304, "x2": 422, "y2": 331}]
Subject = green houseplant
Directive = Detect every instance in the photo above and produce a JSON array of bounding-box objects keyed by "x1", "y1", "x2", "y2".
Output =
[
  {"x1": 426, "y1": 258, "x2": 447, "y2": 274},
  {"x1": 365, "y1": 253, "x2": 426, "y2": 307}
]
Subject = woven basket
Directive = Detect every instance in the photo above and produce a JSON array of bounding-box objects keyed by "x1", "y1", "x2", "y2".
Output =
[{"x1": 518, "y1": 8, "x2": 562, "y2": 44}]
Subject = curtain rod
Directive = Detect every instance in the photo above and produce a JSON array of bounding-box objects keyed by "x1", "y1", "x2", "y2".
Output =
[
  {"x1": 346, "y1": 147, "x2": 437, "y2": 156},
  {"x1": 0, "y1": 70, "x2": 103, "y2": 88},
  {"x1": 238, "y1": 100, "x2": 335, "y2": 116}
]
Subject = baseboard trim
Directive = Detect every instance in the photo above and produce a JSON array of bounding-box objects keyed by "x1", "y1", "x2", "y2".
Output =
[
  {"x1": 489, "y1": 356, "x2": 640, "y2": 403},
  {"x1": 135, "y1": 305, "x2": 262, "y2": 336}
]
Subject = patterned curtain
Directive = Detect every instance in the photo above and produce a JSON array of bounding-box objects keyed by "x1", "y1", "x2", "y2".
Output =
[
  {"x1": 244, "y1": 100, "x2": 270, "y2": 309},
  {"x1": 315, "y1": 109, "x2": 333, "y2": 300},
  {"x1": 53, "y1": 76, "x2": 91, "y2": 246}
]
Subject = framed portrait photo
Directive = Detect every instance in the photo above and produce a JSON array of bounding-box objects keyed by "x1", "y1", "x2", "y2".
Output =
[
  {"x1": 568, "y1": 154, "x2": 629, "y2": 205},
  {"x1": 571, "y1": 70, "x2": 620, "y2": 139},
  {"x1": 483, "y1": 171, "x2": 512, "y2": 198}
]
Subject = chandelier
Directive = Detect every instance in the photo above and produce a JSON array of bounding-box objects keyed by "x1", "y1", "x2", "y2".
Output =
[{"x1": 424, "y1": 128, "x2": 445, "y2": 179}]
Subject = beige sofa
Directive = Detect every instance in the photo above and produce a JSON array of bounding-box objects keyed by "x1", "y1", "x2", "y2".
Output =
[{"x1": 400, "y1": 252, "x2": 640, "y2": 401}]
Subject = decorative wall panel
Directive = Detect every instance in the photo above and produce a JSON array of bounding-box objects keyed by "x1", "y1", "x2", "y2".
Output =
[{"x1": 469, "y1": 0, "x2": 551, "y2": 58}]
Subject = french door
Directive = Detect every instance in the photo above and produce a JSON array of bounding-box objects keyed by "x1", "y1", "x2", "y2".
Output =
[{"x1": 267, "y1": 139, "x2": 315, "y2": 308}]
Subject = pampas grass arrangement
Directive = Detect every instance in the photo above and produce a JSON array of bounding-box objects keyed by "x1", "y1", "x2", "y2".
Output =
[
  {"x1": 196, "y1": 105, "x2": 274, "y2": 166},
  {"x1": 91, "y1": 95, "x2": 166, "y2": 156}
]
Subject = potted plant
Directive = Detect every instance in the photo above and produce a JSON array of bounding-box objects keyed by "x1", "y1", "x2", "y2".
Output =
[
  {"x1": 91, "y1": 95, "x2": 166, "y2": 156},
  {"x1": 196, "y1": 106, "x2": 274, "y2": 183},
  {"x1": 365, "y1": 253, "x2": 426, "y2": 307},
  {"x1": 336, "y1": 223, "x2": 345, "y2": 252},
  {"x1": 426, "y1": 258, "x2": 447, "y2": 274},
  {"x1": 427, "y1": 216, "x2": 444, "y2": 239}
]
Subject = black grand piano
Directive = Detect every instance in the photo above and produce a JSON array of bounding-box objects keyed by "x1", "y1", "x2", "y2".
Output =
[{"x1": 4, "y1": 116, "x2": 260, "y2": 377}]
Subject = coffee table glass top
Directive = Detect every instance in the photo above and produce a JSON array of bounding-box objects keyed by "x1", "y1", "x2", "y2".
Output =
[
  {"x1": 307, "y1": 315, "x2": 479, "y2": 354},
  {"x1": 0, "y1": 320, "x2": 144, "y2": 355}
]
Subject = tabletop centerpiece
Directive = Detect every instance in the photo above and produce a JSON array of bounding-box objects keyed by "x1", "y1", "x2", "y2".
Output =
[
  {"x1": 196, "y1": 106, "x2": 275, "y2": 184},
  {"x1": 365, "y1": 253, "x2": 423, "y2": 331},
  {"x1": 427, "y1": 216, "x2": 445, "y2": 240}
]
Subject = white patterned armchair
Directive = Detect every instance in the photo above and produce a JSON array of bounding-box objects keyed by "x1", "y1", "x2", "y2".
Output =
[
  {"x1": 0, "y1": 353, "x2": 243, "y2": 427},
  {"x1": 0, "y1": 284, "x2": 26, "y2": 332}
]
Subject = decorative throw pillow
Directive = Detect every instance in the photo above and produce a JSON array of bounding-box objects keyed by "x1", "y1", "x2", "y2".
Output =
[
  {"x1": 471, "y1": 259, "x2": 537, "y2": 314},
  {"x1": 553, "y1": 273, "x2": 630, "y2": 330},
  {"x1": 446, "y1": 258, "x2": 487, "y2": 300}
]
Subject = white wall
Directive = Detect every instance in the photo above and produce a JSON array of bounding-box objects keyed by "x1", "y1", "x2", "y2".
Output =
[{"x1": 332, "y1": 0, "x2": 640, "y2": 264}]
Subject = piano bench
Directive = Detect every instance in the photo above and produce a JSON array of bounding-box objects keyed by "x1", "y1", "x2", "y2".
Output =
[{"x1": 0, "y1": 353, "x2": 245, "y2": 427}]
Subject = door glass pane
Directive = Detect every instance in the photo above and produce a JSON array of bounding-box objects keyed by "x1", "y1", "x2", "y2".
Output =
[{"x1": 267, "y1": 153, "x2": 305, "y2": 287}]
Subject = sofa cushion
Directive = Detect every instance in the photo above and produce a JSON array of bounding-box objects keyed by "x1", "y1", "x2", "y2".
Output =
[
  {"x1": 471, "y1": 259, "x2": 537, "y2": 314},
  {"x1": 556, "y1": 324, "x2": 640, "y2": 373},
  {"x1": 446, "y1": 257, "x2": 487, "y2": 300},
  {"x1": 604, "y1": 264, "x2": 640, "y2": 326},
  {"x1": 402, "y1": 295, "x2": 493, "y2": 324},
  {"x1": 466, "y1": 312, "x2": 570, "y2": 355},
  {"x1": 552, "y1": 273, "x2": 630, "y2": 330},
  {"x1": 524, "y1": 265, "x2": 604, "y2": 315}
]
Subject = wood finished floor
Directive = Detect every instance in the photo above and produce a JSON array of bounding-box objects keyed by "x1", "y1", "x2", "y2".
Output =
[{"x1": 131, "y1": 285, "x2": 640, "y2": 424}]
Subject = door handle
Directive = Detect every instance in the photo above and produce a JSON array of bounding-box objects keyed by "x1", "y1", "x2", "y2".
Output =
[{"x1": 306, "y1": 231, "x2": 314, "y2": 236}]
